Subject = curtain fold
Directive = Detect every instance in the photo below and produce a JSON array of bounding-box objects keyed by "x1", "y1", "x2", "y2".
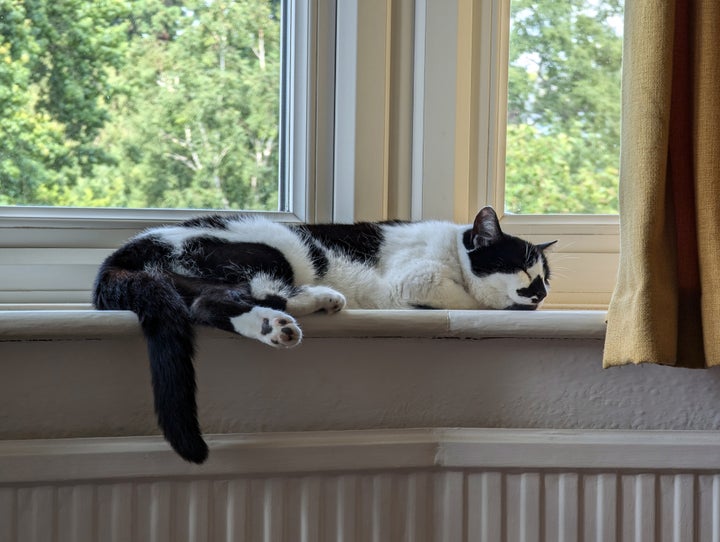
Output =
[{"x1": 603, "y1": 0, "x2": 720, "y2": 369}]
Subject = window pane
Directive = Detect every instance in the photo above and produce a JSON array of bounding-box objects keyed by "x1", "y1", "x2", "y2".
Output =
[
  {"x1": 0, "y1": 0, "x2": 283, "y2": 211},
  {"x1": 505, "y1": 0, "x2": 623, "y2": 214}
]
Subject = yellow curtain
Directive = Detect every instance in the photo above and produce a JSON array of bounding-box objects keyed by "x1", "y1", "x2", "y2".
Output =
[{"x1": 603, "y1": 0, "x2": 720, "y2": 368}]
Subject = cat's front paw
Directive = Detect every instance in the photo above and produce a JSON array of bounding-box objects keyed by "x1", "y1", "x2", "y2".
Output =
[
  {"x1": 230, "y1": 307, "x2": 302, "y2": 348},
  {"x1": 316, "y1": 289, "x2": 346, "y2": 314},
  {"x1": 286, "y1": 286, "x2": 346, "y2": 315}
]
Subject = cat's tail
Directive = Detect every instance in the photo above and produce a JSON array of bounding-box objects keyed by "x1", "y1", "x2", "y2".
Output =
[{"x1": 92, "y1": 264, "x2": 209, "y2": 464}]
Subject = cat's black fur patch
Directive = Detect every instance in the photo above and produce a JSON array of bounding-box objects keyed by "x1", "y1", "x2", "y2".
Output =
[
  {"x1": 187, "y1": 291, "x2": 247, "y2": 333},
  {"x1": 103, "y1": 234, "x2": 173, "y2": 271},
  {"x1": 542, "y1": 257, "x2": 552, "y2": 282},
  {"x1": 463, "y1": 229, "x2": 547, "y2": 277},
  {"x1": 295, "y1": 222, "x2": 386, "y2": 266},
  {"x1": 181, "y1": 214, "x2": 234, "y2": 230},
  {"x1": 259, "y1": 294, "x2": 290, "y2": 311},
  {"x1": 516, "y1": 275, "x2": 548, "y2": 301},
  {"x1": 180, "y1": 238, "x2": 295, "y2": 284},
  {"x1": 294, "y1": 228, "x2": 330, "y2": 277}
]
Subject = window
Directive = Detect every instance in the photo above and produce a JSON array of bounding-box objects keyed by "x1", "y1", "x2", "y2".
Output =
[
  {"x1": 1, "y1": 0, "x2": 286, "y2": 212},
  {"x1": 0, "y1": 0, "x2": 332, "y2": 225},
  {"x1": 1, "y1": 0, "x2": 618, "y2": 309},
  {"x1": 0, "y1": 0, "x2": 334, "y2": 306},
  {"x1": 505, "y1": 0, "x2": 623, "y2": 215}
]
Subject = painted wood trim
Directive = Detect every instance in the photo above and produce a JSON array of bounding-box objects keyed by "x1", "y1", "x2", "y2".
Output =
[
  {"x1": 2, "y1": 428, "x2": 720, "y2": 485},
  {"x1": 0, "y1": 309, "x2": 607, "y2": 341}
]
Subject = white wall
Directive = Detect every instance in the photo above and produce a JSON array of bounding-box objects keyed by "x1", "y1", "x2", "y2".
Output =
[{"x1": 2, "y1": 319, "x2": 720, "y2": 441}]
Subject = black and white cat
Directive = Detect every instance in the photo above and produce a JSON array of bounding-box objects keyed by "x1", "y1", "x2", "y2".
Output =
[{"x1": 93, "y1": 206, "x2": 555, "y2": 463}]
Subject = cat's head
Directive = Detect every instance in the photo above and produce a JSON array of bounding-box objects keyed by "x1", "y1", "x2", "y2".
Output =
[{"x1": 461, "y1": 207, "x2": 556, "y2": 310}]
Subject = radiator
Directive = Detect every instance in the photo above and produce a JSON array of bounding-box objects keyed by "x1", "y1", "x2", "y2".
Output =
[{"x1": 1, "y1": 429, "x2": 719, "y2": 541}]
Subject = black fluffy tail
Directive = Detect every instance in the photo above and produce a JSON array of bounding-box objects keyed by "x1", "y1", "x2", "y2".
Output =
[{"x1": 93, "y1": 264, "x2": 209, "y2": 463}]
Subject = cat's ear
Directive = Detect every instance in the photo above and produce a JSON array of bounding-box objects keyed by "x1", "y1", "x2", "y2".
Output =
[
  {"x1": 472, "y1": 206, "x2": 503, "y2": 248},
  {"x1": 536, "y1": 240, "x2": 558, "y2": 251}
]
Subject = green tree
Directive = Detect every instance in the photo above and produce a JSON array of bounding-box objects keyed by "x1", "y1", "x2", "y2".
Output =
[
  {"x1": 69, "y1": 0, "x2": 281, "y2": 210},
  {"x1": 1, "y1": 0, "x2": 281, "y2": 210},
  {"x1": 0, "y1": 0, "x2": 128, "y2": 204},
  {"x1": 102, "y1": 0, "x2": 281, "y2": 210},
  {"x1": 505, "y1": 124, "x2": 618, "y2": 213},
  {"x1": 505, "y1": 0, "x2": 623, "y2": 214}
]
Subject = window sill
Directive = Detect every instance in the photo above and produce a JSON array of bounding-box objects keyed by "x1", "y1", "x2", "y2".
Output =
[{"x1": 0, "y1": 308, "x2": 607, "y2": 342}]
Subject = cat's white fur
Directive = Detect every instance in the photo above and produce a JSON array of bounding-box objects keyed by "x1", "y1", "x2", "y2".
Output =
[{"x1": 141, "y1": 216, "x2": 546, "y2": 312}]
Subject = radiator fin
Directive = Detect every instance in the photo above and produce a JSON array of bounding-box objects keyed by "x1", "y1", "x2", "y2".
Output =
[{"x1": 4, "y1": 472, "x2": 719, "y2": 541}]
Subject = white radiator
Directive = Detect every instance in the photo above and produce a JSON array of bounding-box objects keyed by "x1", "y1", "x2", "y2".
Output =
[{"x1": 1, "y1": 429, "x2": 719, "y2": 541}]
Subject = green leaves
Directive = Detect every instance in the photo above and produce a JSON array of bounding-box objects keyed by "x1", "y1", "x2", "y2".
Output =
[
  {"x1": 1, "y1": 0, "x2": 623, "y2": 213},
  {"x1": 1, "y1": 0, "x2": 281, "y2": 210},
  {"x1": 505, "y1": 124, "x2": 618, "y2": 214},
  {"x1": 506, "y1": 0, "x2": 623, "y2": 214}
]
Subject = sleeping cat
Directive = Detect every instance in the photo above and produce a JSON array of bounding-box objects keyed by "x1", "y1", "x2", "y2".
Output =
[{"x1": 93, "y1": 206, "x2": 555, "y2": 463}]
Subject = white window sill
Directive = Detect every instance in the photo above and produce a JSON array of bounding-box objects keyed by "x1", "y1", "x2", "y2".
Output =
[{"x1": 0, "y1": 308, "x2": 607, "y2": 341}]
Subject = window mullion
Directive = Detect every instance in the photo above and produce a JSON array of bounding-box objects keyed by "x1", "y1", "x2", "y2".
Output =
[
  {"x1": 476, "y1": 0, "x2": 511, "y2": 221},
  {"x1": 410, "y1": 0, "x2": 505, "y2": 224},
  {"x1": 411, "y1": 0, "x2": 463, "y2": 222},
  {"x1": 333, "y1": 0, "x2": 394, "y2": 223}
]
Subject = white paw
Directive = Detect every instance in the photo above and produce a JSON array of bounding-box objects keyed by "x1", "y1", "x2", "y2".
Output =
[
  {"x1": 314, "y1": 287, "x2": 346, "y2": 314},
  {"x1": 286, "y1": 286, "x2": 346, "y2": 316},
  {"x1": 261, "y1": 316, "x2": 302, "y2": 348},
  {"x1": 230, "y1": 307, "x2": 302, "y2": 348}
]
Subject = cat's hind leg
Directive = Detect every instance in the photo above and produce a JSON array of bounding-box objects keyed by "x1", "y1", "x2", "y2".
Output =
[
  {"x1": 188, "y1": 285, "x2": 302, "y2": 348},
  {"x1": 230, "y1": 306, "x2": 301, "y2": 348}
]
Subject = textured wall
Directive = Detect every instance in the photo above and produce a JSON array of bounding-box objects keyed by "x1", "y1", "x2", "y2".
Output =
[{"x1": 2, "y1": 333, "x2": 720, "y2": 440}]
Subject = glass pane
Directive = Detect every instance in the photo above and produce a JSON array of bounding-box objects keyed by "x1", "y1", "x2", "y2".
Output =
[
  {"x1": 0, "y1": 0, "x2": 283, "y2": 211},
  {"x1": 505, "y1": 0, "x2": 623, "y2": 214}
]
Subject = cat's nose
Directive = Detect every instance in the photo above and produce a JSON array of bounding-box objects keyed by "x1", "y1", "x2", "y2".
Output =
[{"x1": 534, "y1": 290, "x2": 547, "y2": 302}]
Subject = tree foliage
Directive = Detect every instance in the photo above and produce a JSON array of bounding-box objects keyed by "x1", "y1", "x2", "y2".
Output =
[
  {"x1": 505, "y1": 0, "x2": 623, "y2": 214},
  {"x1": 1, "y1": 0, "x2": 623, "y2": 212},
  {"x1": 0, "y1": 0, "x2": 129, "y2": 204},
  {"x1": 0, "y1": 0, "x2": 280, "y2": 210}
]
